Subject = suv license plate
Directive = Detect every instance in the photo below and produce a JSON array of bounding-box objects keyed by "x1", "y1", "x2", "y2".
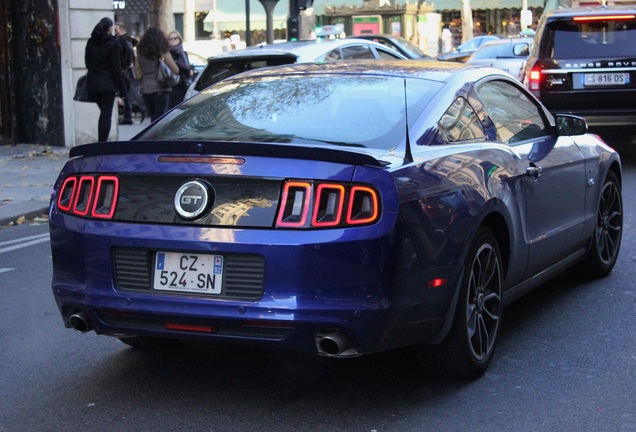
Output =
[
  {"x1": 153, "y1": 252, "x2": 223, "y2": 294},
  {"x1": 584, "y1": 73, "x2": 629, "y2": 86}
]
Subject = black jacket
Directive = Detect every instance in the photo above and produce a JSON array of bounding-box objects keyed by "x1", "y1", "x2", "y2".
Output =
[{"x1": 85, "y1": 33, "x2": 127, "y2": 97}]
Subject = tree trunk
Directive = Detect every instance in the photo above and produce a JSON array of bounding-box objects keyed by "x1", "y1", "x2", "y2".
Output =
[
  {"x1": 460, "y1": 0, "x2": 474, "y2": 43},
  {"x1": 154, "y1": 0, "x2": 175, "y2": 33}
]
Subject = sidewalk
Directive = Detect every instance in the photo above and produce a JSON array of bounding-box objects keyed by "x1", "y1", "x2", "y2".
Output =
[{"x1": 0, "y1": 122, "x2": 147, "y2": 227}]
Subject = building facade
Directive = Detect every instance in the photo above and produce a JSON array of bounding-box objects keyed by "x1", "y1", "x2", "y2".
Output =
[{"x1": 0, "y1": 0, "x2": 554, "y2": 148}]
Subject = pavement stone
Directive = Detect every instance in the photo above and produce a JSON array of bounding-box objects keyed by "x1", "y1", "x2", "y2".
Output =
[{"x1": 0, "y1": 122, "x2": 147, "y2": 227}]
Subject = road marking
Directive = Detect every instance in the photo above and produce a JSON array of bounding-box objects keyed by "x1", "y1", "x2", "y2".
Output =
[
  {"x1": 0, "y1": 233, "x2": 50, "y2": 254},
  {"x1": 0, "y1": 268, "x2": 15, "y2": 274}
]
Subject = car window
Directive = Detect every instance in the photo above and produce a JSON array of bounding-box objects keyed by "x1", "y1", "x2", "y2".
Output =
[
  {"x1": 544, "y1": 18, "x2": 636, "y2": 58},
  {"x1": 194, "y1": 57, "x2": 296, "y2": 91},
  {"x1": 375, "y1": 47, "x2": 402, "y2": 59},
  {"x1": 476, "y1": 80, "x2": 548, "y2": 144},
  {"x1": 472, "y1": 44, "x2": 508, "y2": 60},
  {"x1": 341, "y1": 45, "x2": 376, "y2": 59},
  {"x1": 437, "y1": 97, "x2": 485, "y2": 143},
  {"x1": 140, "y1": 75, "x2": 440, "y2": 151}
]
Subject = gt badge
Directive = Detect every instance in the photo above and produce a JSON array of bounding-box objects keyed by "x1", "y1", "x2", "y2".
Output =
[{"x1": 174, "y1": 180, "x2": 213, "y2": 220}]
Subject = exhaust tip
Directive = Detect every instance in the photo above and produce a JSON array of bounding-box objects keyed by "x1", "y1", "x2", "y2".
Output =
[
  {"x1": 315, "y1": 330, "x2": 361, "y2": 358},
  {"x1": 69, "y1": 312, "x2": 92, "y2": 333}
]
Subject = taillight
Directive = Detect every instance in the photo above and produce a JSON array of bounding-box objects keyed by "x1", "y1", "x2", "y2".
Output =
[
  {"x1": 527, "y1": 63, "x2": 542, "y2": 99},
  {"x1": 276, "y1": 180, "x2": 380, "y2": 229},
  {"x1": 573, "y1": 14, "x2": 635, "y2": 22},
  {"x1": 56, "y1": 174, "x2": 119, "y2": 219}
]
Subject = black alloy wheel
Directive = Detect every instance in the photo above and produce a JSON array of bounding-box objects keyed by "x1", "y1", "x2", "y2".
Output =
[
  {"x1": 575, "y1": 170, "x2": 622, "y2": 278},
  {"x1": 418, "y1": 227, "x2": 503, "y2": 378}
]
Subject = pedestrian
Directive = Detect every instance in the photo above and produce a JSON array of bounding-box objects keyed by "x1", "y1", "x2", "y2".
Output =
[
  {"x1": 85, "y1": 17, "x2": 128, "y2": 142},
  {"x1": 115, "y1": 22, "x2": 137, "y2": 125},
  {"x1": 134, "y1": 26, "x2": 179, "y2": 123},
  {"x1": 167, "y1": 30, "x2": 193, "y2": 109}
]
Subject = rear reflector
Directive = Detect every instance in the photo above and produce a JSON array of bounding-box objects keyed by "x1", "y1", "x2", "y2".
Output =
[{"x1": 165, "y1": 323, "x2": 217, "y2": 333}]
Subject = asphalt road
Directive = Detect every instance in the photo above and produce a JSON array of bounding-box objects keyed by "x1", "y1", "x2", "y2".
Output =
[{"x1": 1, "y1": 134, "x2": 635, "y2": 432}]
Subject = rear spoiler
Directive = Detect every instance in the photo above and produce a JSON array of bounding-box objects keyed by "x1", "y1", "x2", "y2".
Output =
[{"x1": 69, "y1": 140, "x2": 384, "y2": 168}]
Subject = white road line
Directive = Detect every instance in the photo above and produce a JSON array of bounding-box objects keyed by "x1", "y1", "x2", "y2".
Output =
[
  {"x1": 0, "y1": 268, "x2": 15, "y2": 274},
  {"x1": 0, "y1": 233, "x2": 50, "y2": 247},
  {"x1": 0, "y1": 234, "x2": 50, "y2": 254}
]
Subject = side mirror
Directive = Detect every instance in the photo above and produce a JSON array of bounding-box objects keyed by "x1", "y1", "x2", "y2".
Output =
[
  {"x1": 513, "y1": 43, "x2": 529, "y2": 57},
  {"x1": 555, "y1": 114, "x2": 588, "y2": 136}
]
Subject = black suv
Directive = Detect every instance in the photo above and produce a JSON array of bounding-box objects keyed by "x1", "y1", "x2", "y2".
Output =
[{"x1": 521, "y1": 6, "x2": 636, "y2": 127}]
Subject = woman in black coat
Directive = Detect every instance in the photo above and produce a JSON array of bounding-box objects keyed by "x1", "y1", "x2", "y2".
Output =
[{"x1": 85, "y1": 17, "x2": 127, "y2": 142}]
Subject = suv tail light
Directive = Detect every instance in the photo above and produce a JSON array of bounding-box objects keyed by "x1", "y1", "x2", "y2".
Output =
[
  {"x1": 527, "y1": 62, "x2": 543, "y2": 99},
  {"x1": 573, "y1": 14, "x2": 635, "y2": 22},
  {"x1": 276, "y1": 180, "x2": 380, "y2": 229}
]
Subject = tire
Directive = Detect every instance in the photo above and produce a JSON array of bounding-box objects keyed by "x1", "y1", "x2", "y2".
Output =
[
  {"x1": 573, "y1": 170, "x2": 622, "y2": 278},
  {"x1": 118, "y1": 336, "x2": 180, "y2": 350},
  {"x1": 418, "y1": 227, "x2": 503, "y2": 378}
]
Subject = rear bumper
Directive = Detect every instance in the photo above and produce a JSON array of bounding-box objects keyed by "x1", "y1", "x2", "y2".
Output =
[{"x1": 50, "y1": 214, "x2": 457, "y2": 356}]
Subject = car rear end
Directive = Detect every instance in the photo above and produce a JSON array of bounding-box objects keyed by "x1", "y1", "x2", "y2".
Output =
[
  {"x1": 49, "y1": 67, "x2": 453, "y2": 358},
  {"x1": 522, "y1": 8, "x2": 636, "y2": 126},
  {"x1": 49, "y1": 142, "x2": 405, "y2": 357}
]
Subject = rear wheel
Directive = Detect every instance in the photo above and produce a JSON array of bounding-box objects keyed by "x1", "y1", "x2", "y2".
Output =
[
  {"x1": 118, "y1": 336, "x2": 180, "y2": 350},
  {"x1": 419, "y1": 227, "x2": 503, "y2": 378},
  {"x1": 574, "y1": 170, "x2": 622, "y2": 278}
]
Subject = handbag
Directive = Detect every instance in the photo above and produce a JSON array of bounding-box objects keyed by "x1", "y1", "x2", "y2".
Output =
[
  {"x1": 73, "y1": 75, "x2": 95, "y2": 103},
  {"x1": 155, "y1": 58, "x2": 180, "y2": 87}
]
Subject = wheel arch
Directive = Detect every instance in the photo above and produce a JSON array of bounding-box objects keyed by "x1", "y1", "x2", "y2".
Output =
[
  {"x1": 430, "y1": 209, "x2": 509, "y2": 344},
  {"x1": 480, "y1": 210, "x2": 511, "y2": 279}
]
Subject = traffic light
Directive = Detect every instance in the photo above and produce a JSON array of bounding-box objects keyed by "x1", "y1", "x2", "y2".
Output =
[{"x1": 287, "y1": 15, "x2": 300, "y2": 41}]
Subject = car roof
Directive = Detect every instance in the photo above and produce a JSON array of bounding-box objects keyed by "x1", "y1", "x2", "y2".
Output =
[
  {"x1": 480, "y1": 36, "x2": 533, "y2": 45},
  {"x1": 542, "y1": 5, "x2": 636, "y2": 20},
  {"x1": 225, "y1": 59, "x2": 502, "y2": 83},
  {"x1": 204, "y1": 38, "x2": 406, "y2": 62}
]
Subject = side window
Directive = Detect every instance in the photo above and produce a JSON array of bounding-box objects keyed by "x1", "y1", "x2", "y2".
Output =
[
  {"x1": 341, "y1": 45, "x2": 375, "y2": 59},
  {"x1": 322, "y1": 49, "x2": 342, "y2": 61},
  {"x1": 437, "y1": 97, "x2": 485, "y2": 143},
  {"x1": 476, "y1": 80, "x2": 547, "y2": 144},
  {"x1": 375, "y1": 48, "x2": 402, "y2": 59}
]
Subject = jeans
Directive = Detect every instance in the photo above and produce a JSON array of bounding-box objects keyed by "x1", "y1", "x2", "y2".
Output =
[
  {"x1": 142, "y1": 92, "x2": 170, "y2": 123},
  {"x1": 95, "y1": 91, "x2": 116, "y2": 142}
]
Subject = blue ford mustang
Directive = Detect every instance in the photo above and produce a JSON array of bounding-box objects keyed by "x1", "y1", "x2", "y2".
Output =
[{"x1": 49, "y1": 61, "x2": 622, "y2": 378}]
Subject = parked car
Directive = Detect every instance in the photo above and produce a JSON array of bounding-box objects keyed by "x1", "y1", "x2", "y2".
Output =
[
  {"x1": 437, "y1": 35, "x2": 503, "y2": 62},
  {"x1": 520, "y1": 6, "x2": 636, "y2": 127},
  {"x1": 49, "y1": 60, "x2": 622, "y2": 379},
  {"x1": 467, "y1": 37, "x2": 532, "y2": 80},
  {"x1": 184, "y1": 38, "x2": 407, "y2": 99},
  {"x1": 346, "y1": 34, "x2": 433, "y2": 59}
]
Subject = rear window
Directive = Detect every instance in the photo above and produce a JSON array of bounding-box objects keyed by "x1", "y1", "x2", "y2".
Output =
[
  {"x1": 194, "y1": 56, "x2": 297, "y2": 91},
  {"x1": 140, "y1": 75, "x2": 440, "y2": 151},
  {"x1": 472, "y1": 44, "x2": 510, "y2": 60},
  {"x1": 543, "y1": 15, "x2": 636, "y2": 58}
]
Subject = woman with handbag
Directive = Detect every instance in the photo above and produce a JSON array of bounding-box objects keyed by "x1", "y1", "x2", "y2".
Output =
[
  {"x1": 134, "y1": 26, "x2": 179, "y2": 123},
  {"x1": 85, "y1": 17, "x2": 128, "y2": 142}
]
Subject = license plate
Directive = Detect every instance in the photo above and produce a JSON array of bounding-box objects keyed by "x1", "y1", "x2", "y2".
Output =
[
  {"x1": 584, "y1": 72, "x2": 629, "y2": 86},
  {"x1": 153, "y1": 252, "x2": 223, "y2": 294}
]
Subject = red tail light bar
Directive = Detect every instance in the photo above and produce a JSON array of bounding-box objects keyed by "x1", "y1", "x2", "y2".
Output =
[
  {"x1": 57, "y1": 174, "x2": 119, "y2": 219},
  {"x1": 573, "y1": 14, "x2": 635, "y2": 22},
  {"x1": 276, "y1": 180, "x2": 380, "y2": 229}
]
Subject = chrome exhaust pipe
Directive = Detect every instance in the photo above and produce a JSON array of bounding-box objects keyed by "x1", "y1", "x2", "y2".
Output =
[
  {"x1": 69, "y1": 312, "x2": 92, "y2": 334},
  {"x1": 315, "y1": 330, "x2": 361, "y2": 358}
]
